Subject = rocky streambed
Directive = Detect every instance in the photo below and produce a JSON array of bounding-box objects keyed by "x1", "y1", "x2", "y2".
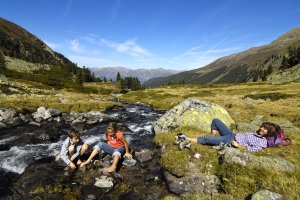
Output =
[{"x1": 0, "y1": 103, "x2": 172, "y2": 199}]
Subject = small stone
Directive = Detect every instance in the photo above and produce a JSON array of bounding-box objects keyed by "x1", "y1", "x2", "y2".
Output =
[
  {"x1": 94, "y1": 176, "x2": 114, "y2": 188},
  {"x1": 194, "y1": 153, "x2": 201, "y2": 159}
]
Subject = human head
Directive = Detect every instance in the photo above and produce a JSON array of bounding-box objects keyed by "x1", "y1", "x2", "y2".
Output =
[
  {"x1": 68, "y1": 128, "x2": 80, "y2": 143},
  {"x1": 259, "y1": 122, "x2": 276, "y2": 136},
  {"x1": 106, "y1": 122, "x2": 118, "y2": 135}
]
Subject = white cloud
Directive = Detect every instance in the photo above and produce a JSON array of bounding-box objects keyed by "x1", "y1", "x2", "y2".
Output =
[
  {"x1": 69, "y1": 39, "x2": 84, "y2": 53},
  {"x1": 100, "y1": 38, "x2": 151, "y2": 57}
]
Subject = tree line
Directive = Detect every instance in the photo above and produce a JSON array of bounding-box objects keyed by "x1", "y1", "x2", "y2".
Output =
[{"x1": 280, "y1": 46, "x2": 300, "y2": 70}]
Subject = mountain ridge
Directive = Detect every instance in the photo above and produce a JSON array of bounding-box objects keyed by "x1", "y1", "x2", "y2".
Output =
[
  {"x1": 145, "y1": 26, "x2": 300, "y2": 86},
  {"x1": 90, "y1": 67, "x2": 180, "y2": 83}
]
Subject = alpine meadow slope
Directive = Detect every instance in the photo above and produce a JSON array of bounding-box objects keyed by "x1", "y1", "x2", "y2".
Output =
[
  {"x1": 0, "y1": 17, "x2": 96, "y2": 89},
  {"x1": 145, "y1": 26, "x2": 300, "y2": 87}
]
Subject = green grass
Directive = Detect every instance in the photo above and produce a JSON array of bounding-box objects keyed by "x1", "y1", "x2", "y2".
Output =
[{"x1": 138, "y1": 82, "x2": 300, "y2": 199}]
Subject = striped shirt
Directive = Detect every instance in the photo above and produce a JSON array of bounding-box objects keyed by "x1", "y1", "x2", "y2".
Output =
[
  {"x1": 235, "y1": 132, "x2": 267, "y2": 152},
  {"x1": 60, "y1": 138, "x2": 83, "y2": 165}
]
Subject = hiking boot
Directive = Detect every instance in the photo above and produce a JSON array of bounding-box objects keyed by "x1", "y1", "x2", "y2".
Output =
[
  {"x1": 174, "y1": 138, "x2": 185, "y2": 145},
  {"x1": 212, "y1": 142, "x2": 227, "y2": 150},
  {"x1": 176, "y1": 133, "x2": 186, "y2": 140},
  {"x1": 178, "y1": 140, "x2": 192, "y2": 150}
]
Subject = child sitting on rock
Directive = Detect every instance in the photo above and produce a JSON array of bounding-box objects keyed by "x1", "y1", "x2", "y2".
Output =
[
  {"x1": 80, "y1": 122, "x2": 132, "y2": 172},
  {"x1": 56, "y1": 128, "x2": 88, "y2": 170}
]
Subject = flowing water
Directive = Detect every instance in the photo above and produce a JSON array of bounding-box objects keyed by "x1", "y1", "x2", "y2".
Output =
[{"x1": 0, "y1": 103, "x2": 168, "y2": 198}]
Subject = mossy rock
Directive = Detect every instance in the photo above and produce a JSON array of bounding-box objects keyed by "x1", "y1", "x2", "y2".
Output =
[{"x1": 154, "y1": 98, "x2": 235, "y2": 133}]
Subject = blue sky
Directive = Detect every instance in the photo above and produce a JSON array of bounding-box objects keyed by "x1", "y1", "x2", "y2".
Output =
[{"x1": 1, "y1": 0, "x2": 300, "y2": 71}]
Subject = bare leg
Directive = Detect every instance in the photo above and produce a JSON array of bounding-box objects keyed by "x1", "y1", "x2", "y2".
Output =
[
  {"x1": 68, "y1": 145, "x2": 75, "y2": 158},
  {"x1": 80, "y1": 148, "x2": 98, "y2": 167},
  {"x1": 211, "y1": 129, "x2": 218, "y2": 135},
  {"x1": 105, "y1": 155, "x2": 120, "y2": 173},
  {"x1": 77, "y1": 144, "x2": 88, "y2": 165},
  {"x1": 80, "y1": 144, "x2": 88, "y2": 155},
  {"x1": 185, "y1": 137, "x2": 198, "y2": 143}
]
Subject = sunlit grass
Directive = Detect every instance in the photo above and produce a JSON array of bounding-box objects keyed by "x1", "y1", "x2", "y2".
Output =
[{"x1": 128, "y1": 82, "x2": 300, "y2": 199}]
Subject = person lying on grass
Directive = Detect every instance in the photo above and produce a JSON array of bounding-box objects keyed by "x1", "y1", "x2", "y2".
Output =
[
  {"x1": 177, "y1": 118, "x2": 276, "y2": 152},
  {"x1": 80, "y1": 122, "x2": 132, "y2": 172},
  {"x1": 58, "y1": 128, "x2": 88, "y2": 170}
]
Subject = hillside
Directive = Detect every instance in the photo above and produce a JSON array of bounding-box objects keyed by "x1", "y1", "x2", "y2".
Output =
[
  {"x1": 145, "y1": 26, "x2": 300, "y2": 87},
  {"x1": 90, "y1": 67, "x2": 180, "y2": 83},
  {"x1": 0, "y1": 17, "x2": 91, "y2": 88}
]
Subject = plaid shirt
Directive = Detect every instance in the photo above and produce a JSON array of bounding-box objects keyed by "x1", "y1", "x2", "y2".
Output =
[{"x1": 235, "y1": 132, "x2": 267, "y2": 152}]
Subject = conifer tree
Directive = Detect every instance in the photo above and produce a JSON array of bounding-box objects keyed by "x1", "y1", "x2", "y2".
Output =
[
  {"x1": 116, "y1": 72, "x2": 121, "y2": 81},
  {"x1": 0, "y1": 51, "x2": 6, "y2": 69}
]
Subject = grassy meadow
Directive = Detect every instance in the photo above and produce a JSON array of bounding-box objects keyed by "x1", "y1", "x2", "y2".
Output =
[
  {"x1": 1, "y1": 79, "x2": 300, "y2": 199},
  {"x1": 118, "y1": 82, "x2": 300, "y2": 200},
  {"x1": 0, "y1": 79, "x2": 122, "y2": 113}
]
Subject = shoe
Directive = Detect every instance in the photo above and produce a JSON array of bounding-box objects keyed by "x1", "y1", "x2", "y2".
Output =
[
  {"x1": 177, "y1": 133, "x2": 186, "y2": 140},
  {"x1": 178, "y1": 140, "x2": 192, "y2": 150},
  {"x1": 174, "y1": 138, "x2": 184, "y2": 145},
  {"x1": 212, "y1": 142, "x2": 227, "y2": 150}
]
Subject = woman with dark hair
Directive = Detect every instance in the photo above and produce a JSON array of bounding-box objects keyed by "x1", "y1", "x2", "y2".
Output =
[
  {"x1": 80, "y1": 122, "x2": 132, "y2": 172},
  {"x1": 177, "y1": 118, "x2": 276, "y2": 152}
]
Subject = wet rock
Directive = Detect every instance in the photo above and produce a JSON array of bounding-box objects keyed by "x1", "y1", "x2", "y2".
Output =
[
  {"x1": 32, "y1": 107, "x2": 61, "y2": 121},
  {"x1": 0, "y1": 109, "x2": 16, "y2": 120},
  {"x1": 28, "y1": 121, "x2": 41, "y2": 126},
  {"x1": 164, "y1": 171, "x2": 220, "y2": 196},
  {"x1": 220, "y1": 147, "x2": 297, "y2": 172},
  {"x1": 0, "y1": 121, "x2": 7, "y2": 128},
  {"x1": 153, "y1": 98, "x2": 234, "y2": 133},
  {"x1": 251, "y1": 189, "x2": 283, "y2": 200},
  {"x1": 122, "y1": 158, "x2": 137, "y2": 167},
  {"x1": 19, "y1": 113, "x2": 31, "y2": 123},
  {"x1": 6, "y1": 117, "x2": 24, "y2": 127},
  {"x1": 135, "y1": 149, "x2": 154, "y2": 162},
  {"x1": 94, "y1": 175, "x2": 114, "y2": 188}
]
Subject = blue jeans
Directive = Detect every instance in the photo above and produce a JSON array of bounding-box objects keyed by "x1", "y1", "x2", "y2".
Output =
[
  {"x1": 197, "y1": 118, "x2": 235, "y2": 146},
  {"x1": 94, "y1": 142, "x2": 125, "y2": 158}
]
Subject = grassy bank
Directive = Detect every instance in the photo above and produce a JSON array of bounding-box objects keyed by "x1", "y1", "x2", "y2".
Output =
[
  {"x1": 0, "y1": 79, "x2": 122, "y2": 113},
  {"x1": 119, "y1": 82, "x2": 300, "y2": 199}
]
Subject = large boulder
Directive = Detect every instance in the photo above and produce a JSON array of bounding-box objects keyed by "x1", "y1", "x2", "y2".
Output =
[
  {"x1": 220, "y1": 147, "x2": 297, "y2": 172},
  {"x1": 164, "y1": 171, "x2": 220, "y2": 196},
  {"x1": 153, "y1": 98, "x2": 234, "y2": 133}
]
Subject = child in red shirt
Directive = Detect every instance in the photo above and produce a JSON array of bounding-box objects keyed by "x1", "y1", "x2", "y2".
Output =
[{"x1": 80, "y1": 122, "x2": 132, "y2": 172}]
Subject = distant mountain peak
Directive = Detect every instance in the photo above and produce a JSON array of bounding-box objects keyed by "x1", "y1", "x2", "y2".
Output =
[{"x1": 90, "y1": 67, "x2": 180, "y2": 83}]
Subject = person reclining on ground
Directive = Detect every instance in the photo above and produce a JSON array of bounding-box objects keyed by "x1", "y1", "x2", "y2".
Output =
[{"x1": 178, "y1": 118, "x2": 276, "y2": 152}]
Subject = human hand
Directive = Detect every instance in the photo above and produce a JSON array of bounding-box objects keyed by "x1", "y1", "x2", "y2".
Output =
[
  {"x1": 124, "y1": 152, "x2": 133, "y2": 159},
  {"x1": 231, "y1": 140, "x2": 246, "y2": 150},
  {"x1": 69, "y1": 162, "x2": 76, "y2": 170},
  {"x1": 80, "y1": 161, "x2": 89, "y2": 168}
]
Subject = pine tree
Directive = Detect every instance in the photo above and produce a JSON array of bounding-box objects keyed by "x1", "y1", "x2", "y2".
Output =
[
  {"x1": 75, "y1": 69, "x2": 83, "y2": 84},
  {"x1": 267, "y1": 65, "x2": 273, "y2": 75},
  {"x1": 0, "y1": 51, "x2": 6, "y2": 69},
  {"x1": 280, "y1": 56, "x2": 289, "y2": 70},
  {"x1": 116, "y1": 72, "x2": 121, "y2": 81}
]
